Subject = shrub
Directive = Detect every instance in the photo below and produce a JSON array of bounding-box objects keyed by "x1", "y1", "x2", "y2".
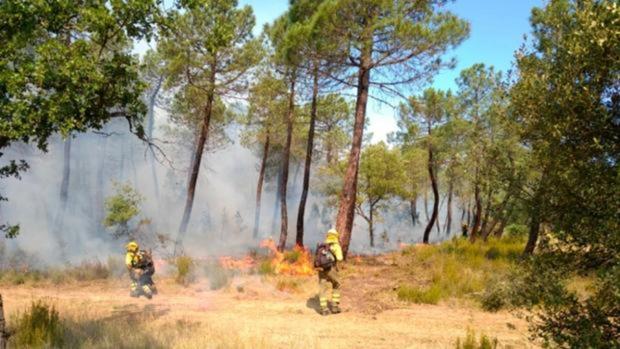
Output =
[
  {"x1": 504, "y1": 224, "x2": 527, "y2": 240},
  {"x1": 484, "y1": 247, "x2": 500, "y2": 260},
  {"x1": 174, "y1": 255, "x2": 195, "y2": 286},
  {"x1": 455, "y1": 329, "x2": 498, "y2": 349},
  {"x1": 10, "y1": 301, "x2": 66, "y2": 348},
  {"x1": 275, "y1": 278, "x2": 301, "y2": 293},
  {"x1": 480, "y1": 282, "x2": 507, "y2": 312},
  {"x1": 68, "y1": 261, "x2": 110, "y2": 281},
  {"x1": 258, "y1": 260, "x2": 275, "y2": 275},
  {"x1": 283, "y1": 250, "x2": 301, "y2": 264},
  {"x1": 397, "y1": 284, "x2": 442, "y2": 305}
]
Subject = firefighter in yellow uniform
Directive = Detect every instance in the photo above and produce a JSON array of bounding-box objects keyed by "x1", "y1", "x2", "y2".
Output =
[
  {"x1": 125, "y1": 241, "x2": 153, "y2": 299},
  {"x1": 318, "y1": 229, "x2": 344, "y2": 316}
]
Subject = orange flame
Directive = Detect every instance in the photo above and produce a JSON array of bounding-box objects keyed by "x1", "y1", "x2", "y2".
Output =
[{"x1": 260, "y1": 239, "x2": 315, "y2": 276}]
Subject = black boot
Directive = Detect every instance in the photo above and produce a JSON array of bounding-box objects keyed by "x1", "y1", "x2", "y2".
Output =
[{"x1": 320, "y1": 307, "x2": 330, "y2": 316}]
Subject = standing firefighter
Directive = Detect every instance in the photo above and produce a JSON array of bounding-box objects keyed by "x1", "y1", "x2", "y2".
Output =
[
  {"x1": 314, "y1": 229, "x2": 344, "y2": 316},
  {"x1": 125, "y1": 241, "x2": 157, "y2": 299}
]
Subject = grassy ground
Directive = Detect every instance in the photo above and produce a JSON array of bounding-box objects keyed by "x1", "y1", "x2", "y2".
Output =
[{"x1": 0, "y1": 237, "x2": 537, "y2": 348}]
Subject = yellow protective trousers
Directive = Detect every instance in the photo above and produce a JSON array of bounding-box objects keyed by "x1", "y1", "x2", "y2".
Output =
[{"x1": 318, "y1": 268, "x2": 341, "y2": 309}]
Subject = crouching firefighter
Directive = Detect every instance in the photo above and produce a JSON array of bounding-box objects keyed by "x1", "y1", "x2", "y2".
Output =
[
  {"x1": 314, "y1": 229, "x2": 344, "y2": 316},
  {"x1": 125, "y1": 241, "x2": 157, "y2": 299}
]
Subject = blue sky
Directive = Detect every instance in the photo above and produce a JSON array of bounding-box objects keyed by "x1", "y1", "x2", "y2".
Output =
[{"x1": 239, "y1": 0, "x2": 544, "y2": 142}]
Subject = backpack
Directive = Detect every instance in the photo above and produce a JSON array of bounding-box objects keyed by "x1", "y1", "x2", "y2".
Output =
[
  {"x1": 314, "y1": 243, "x2": 336, "y2": 269},
  {"x1": 136, "y1": 249, "x2": 155, "y2": 275}
]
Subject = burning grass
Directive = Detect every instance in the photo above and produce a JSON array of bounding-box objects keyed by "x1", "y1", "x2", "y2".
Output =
[{"x1": 258, "y1": 239, "x2": 315, "y2": 276}]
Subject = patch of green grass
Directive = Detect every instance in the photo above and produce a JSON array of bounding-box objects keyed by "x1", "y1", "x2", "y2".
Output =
[
  {"x1": 10, "y1": 301, "x2": 66, "y2": 348},
  {"x1": 399, "y1": 237, "x2": 526, "y2": 307},
  {"x1": 283, "y1": 249, "x2": 301, "y2": 264},
  {"x1": 397, "y1": 284, "x2": 443, "y2": 304},
  {"x1": 258, "y1": 260, "x2": 275, "y2": 275},
  {"x1": 455, "y1": 329, "x2": 498, "y2": 349},
  {"x1": 173, "y1": 255, "x2": 195, "y2": 286}
]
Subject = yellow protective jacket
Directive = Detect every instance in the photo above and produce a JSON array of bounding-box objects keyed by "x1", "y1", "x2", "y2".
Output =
[
  {"x1": 324, "y1": 235, "x2": 344, "y2": 263},
  {"x1": 125, "y1": 251, "x2": 141, "y2": 270}
]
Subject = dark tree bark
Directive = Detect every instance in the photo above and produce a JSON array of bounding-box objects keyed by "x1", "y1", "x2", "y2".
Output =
[
  {"x1": 52, "y1": 137, "x2": 71, "y2": 261},
  {"x1": 409, "y1": 198, "x2": 418, "y2": 226},
  {"x1": 445, "y1": 177, "x2": 454, "y2": 235},
  {"x1": 277, "y1": 77, "x2": 296, "y2": 252},
  {"x1": 470, "y1": 172, "x2": 482, "y2": 242},
  {"x1": 335, "y1": 49, "x2": 372, "y2": 258},
  {"x1": 271, "y1": 169, "x2": 282, "y2": 235},
  {"x1": 368, "y1": 205, "x2": 375, "y2": 247},
  {"x1": 175, "y1": 67, "x2": 216, "y2": 255},
  {"x1": 423, "y1": 132, "x2": 439, "y2": 244},
  {"x1": 524, "y1": 186, "x2": 544, "y2": 255},
  {"x1": 296, "y1": 65, "x2": 319, "y2": 247},
  {"x1": 253, "y1": 134, "x2": 270, "y2": 239},
  {"x1": 479, "y1": 189, "x2": 493, "y2": 237},
  {"x1": 0, "y1": 294, "x2": 9, "y2": 349}
]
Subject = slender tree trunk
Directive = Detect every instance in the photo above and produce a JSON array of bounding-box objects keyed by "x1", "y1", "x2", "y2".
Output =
[
  {"x1": 53, "y1": 137, "x2": 71, "y2": 261},
  {"x1": 253, "y1": 134, "x2": 270, "y2": 239},
  {"x1": 480, "y1": 188, "x2": 493, "y2": 237},
  {"x1": 483, "y1": 193, "x2": 511, "y2": 240},
  {"x1": 470, "y1": 172, "x2": 482, "y2": 241},
  {"x1": 369, "y1": 206, "x2": 374, "y2": 247},
  {"x1": 466, "y1": 200, "x2": 472, "y2": 227},
  {"x1": 336, "y1": 52, "x2": 372, "y2": 258},
  {"x1": 0, "y1": 294, "x2": 9, "y2": 349},
  {"x1": 175, "y1": 78, "x2": 215, "y2": 254},
  {"x1": 296, "y1": 66, "x2": 319, "y2": 247},
  {"x1": 493, "y1": 205, "x2": 513, "y2": 238},
  {"x1": 423, "y1": 133, "x2": 439, "y2": 244},
  {"x1": 524, "y1": 186, "x2": 544, "y2": 255},
  {"x1": 409, "y1": 198, "x2": 418, "y2": 226},
  {"x1": 445, "y1": 178, "x2": 453, "y2": 235},
  {"x1": 271, "y1": 169, "x2": 282, "y2": 235},
  {"x1": 277, "y1": 77, "x2": 296, "y2": 252},
  {"x1": 147, "y1": 75, "x2": 163, "y2": 199}
]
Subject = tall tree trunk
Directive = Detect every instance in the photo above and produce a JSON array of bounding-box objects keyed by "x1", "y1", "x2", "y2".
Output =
[
  {"x1": 53, "y1": 137, "x2": 71, "y2": 261},
  {"x1": 147, "y1": 75, "x2": 163, "y2": 199},
  {"x1": 296, "y1": 66, "x2": 319, "y2": 247},
  {"x1": 409, "y1": 198, "x2": 418, "y2": 226},
  {"x1": 483, "y1": 192, "x2": 511, "y2": 240},
  {"x1": 524, "y1": 186, "x2": 543, "y2": 255},
  {"x1": 0, "y1": 294, "x2": 9, "y2": 349},
  {"x1": 479, "y1": 188, "x2": 493, "y2": 237},
  {"x1": 368, "y1": 206, "x2": 374, "y2": 247},
  {"x1": 466, "y1": 200, "x2": 471, "y2": 227},
  {"x1": 175, "y1": 81, "x2": 215, "y2": 255},
  {"x1": 493, "y1": 204, "x2": 513, "y2": 238},
  {"x1": 270, "y1": 169, "x2": 282, "y2": 235},
  {"x1": 423, "y1": 134, "x2": 439, "y2": 244},
  {"x1": 335, "y1": 52, "x2": 372, "y2": 258},
  {"x1": 277, "y1": 77, "x2": 296, "y2": 252},
  {"x1": 445, "y1": 178, "x2": 454, "y2": 235},
  {"x1": 253, "y1": 134, "x2": 270, "y2": 239},
  {"x1": 470, "y1": 172, "x2": 482, "y2": 241}
]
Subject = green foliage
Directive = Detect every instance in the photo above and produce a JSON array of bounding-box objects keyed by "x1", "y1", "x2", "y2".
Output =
[
  {"x1": 509, "y1": 0, "x2": 620, "y2": 346},
  {"x1": 173, "y1": 255, "x2": 195, "y2": 286},
  {"x1": 0, "y1": 0, "x2": 161, "y2": 234},
  {"x1": 258, "y1": 260, "x2": 275, "y2": 276},
  {"x1": 103, "y1": 182, "x2": 144, "y2": 236},
  {"x1": 455, "y1": 329, "x2": 498, "y2": 349},
  {"x1": 397, "y1": 284, "x2": 443, "y2": 305},
  {"x1": 10, "y1": 301, "x2": 65, "y2": 348},
  {"x1": 400, "y1": 237, "x2": 524, "y2": 305}
]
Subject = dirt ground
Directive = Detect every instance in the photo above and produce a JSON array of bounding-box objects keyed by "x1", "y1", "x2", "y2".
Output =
[{"x1": 1, "y1": 271, "x2": 536, "y2": 349}]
